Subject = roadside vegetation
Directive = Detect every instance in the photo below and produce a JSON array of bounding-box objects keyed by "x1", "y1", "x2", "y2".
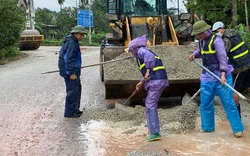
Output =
[
  {"x1": 1, "y1": 0, "x2": 250, "y2": 61},
  {"x1": 0, "y1": 0, "x2": 25, "y2": 61},
  {"x1": 36, "y1": 0, "x2": 109, "y2": 46}
]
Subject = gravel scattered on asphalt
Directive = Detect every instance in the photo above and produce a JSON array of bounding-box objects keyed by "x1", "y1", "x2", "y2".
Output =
[{"x1": 84, "y1": 98, "x2": 198, "y2": 134}]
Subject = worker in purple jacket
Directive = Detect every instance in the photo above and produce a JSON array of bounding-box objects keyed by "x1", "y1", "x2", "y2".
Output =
[
  {"x1": 189, "y1": 20, "x2": 244, "y2": 138},
  {"x1": 128, "y1": 35, "x2": 169, "y2": 142}
]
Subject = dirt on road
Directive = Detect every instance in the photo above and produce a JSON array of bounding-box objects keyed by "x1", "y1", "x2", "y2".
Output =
[{"x1": 1, "y1": 46, "x2": 250, "y2": 156}]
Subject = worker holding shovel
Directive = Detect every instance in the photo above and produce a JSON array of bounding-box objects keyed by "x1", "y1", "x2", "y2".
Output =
[
  {"x1": 189, "y1": 20, "x2": 244, "y2": 138},
  {"x1": 127, "y1": 35, "x2": 169, "y2": 142}
]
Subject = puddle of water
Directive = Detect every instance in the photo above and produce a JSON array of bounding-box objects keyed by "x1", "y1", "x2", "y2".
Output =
[
  {"x1": 80, "y1": 120, "x2": 107, "y2": 155},
  {"x1": 79, "y1": 120, "x2": 147, "y2": 155},
  {"x1": 79, "y1": 118, "x2": 250, "y2": 156},
  {"x1": 157, "y1": 118, "x2": 250, "y2": 155}
]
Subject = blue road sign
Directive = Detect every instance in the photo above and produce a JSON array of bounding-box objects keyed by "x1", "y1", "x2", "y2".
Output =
[{"x1": 77, "y1": 9, "x2": 94, "y2": 28}]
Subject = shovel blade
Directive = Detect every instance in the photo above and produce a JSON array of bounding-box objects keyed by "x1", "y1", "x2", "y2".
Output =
[
  {"x1": 115, "y1": 102, "x2": 135, "y2": 114},
  {"x1": 182, "y1": 93, "x2": 198, "y2": 105}
]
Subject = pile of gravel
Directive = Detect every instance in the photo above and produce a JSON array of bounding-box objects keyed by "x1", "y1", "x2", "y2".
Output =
[
  {"x1": 104, "y1": 44, "x2": 202, "y2": 81},
  {"x1": 159, "y1": 101, "x2": 198, "y2": 134},
  {"x1": 83, "y1": 99, "x2": 198, "y2": 134},
  {"x1": 84, "y1": 94, "x2": 250, "y2": 135}
]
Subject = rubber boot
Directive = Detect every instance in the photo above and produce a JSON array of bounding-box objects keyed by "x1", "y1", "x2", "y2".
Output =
[
  {"x1": 144, "y1": 133, "x2": 161, "y2": 142},
  {"x1": 236, "y1": 104, "x2": 241, "y2": 118}
]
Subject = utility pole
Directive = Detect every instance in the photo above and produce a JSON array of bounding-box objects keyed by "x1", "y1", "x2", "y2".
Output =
[
  {"x1": 232, "y1": 0, "x2": 237, "y2": 29},
  {"x1": 88, "y1": 4, "x2": 92, "y2": 44},
  {"x1": 245, "y1": 0, "x2": 249, "y2": 31},
  {"x1": 76, "y1": 0, "x2": 78, "y2": 25},
  {"x1": 23, "y1": 0, "x2": 35, "y2": 30},
  {"x1": 177, "y1": 0, "x2": 179, "y2": 16}
]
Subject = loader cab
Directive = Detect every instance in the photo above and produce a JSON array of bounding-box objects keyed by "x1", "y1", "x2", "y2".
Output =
[
  {"x1": 106, "y1": 0, "x2": 168, "y2": 20},
  {"x1": 105, "y1": 0, "x2": 192, "y2": 46}
]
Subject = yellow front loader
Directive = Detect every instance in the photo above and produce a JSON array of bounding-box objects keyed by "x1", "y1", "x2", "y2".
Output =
[{"x1": 100, "y1": 0, "x2": 199, "y2": 99}]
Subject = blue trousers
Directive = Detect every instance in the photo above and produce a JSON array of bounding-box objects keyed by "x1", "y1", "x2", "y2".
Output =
[
  {"x1": 64, "y1": 77, "x2": 82, "y2": 116},
  {"x1": 200, "y1": 74, "x2": 244, "y2": 133},
  {"x1": 145, "y1": 84, "x2": 166, "y2": 134}
]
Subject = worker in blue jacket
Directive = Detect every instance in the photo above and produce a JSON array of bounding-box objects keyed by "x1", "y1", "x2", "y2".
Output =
[
  {"x1": 58, "y1": 25, "x2": 87, "y2": 118},
  {"x1": 128, "y1": 35, "x2": 169, "y2": 141}
]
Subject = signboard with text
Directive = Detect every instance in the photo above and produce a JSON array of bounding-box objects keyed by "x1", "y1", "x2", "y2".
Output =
[{"x1": 77, "y1": 9, "x2": 94, "y2": 28}]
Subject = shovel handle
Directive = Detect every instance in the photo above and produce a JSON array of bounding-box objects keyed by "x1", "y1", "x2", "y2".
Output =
[
  {"x1": 185, "y1": 88, "x2": 201, "y2": 104},
  {"x1": 123, "y1": 79, "x2": 146, "y2": 105},
  {"x1": 41, "y1": 56, "x2": 134, "y2": 74},
  {"x1": 123, "y1": 90, "x2": 138, "y2": 105},
  {"x1": 79, "y1": 56, "x2": 133, "y2": 69},
  {"x1": 191, "y1": 88, "x2": 201, "y2": 99},
  {"x1": 193, "y1": 59, "x2": 247, "y2": 100}
]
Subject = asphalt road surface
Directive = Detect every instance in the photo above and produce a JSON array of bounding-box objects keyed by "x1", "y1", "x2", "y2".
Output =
[{"x1": 0, "y1": 46, "x2": 105, "y2": 155}]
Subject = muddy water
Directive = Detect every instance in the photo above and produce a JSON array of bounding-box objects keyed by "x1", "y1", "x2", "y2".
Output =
[
  {"x1": 80, "y1": 120, "x2": 145, "y2": 155},
  {"x1": 80, "y1": 112, "x2": 250, "y2": 156},
  {"x1": 80, "y1": 96, "x2": 250, "y2": 155},
  {"x1": 161, "y1": 117, "x2": 250, "y2": 156}
]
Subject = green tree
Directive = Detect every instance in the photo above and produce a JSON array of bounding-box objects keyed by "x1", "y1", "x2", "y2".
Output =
[
  {"x1": 185, "y1": 0, "x2": 231, "y2": 24},
  {"x1": 90, "y1": 0, "x2": 110, "y2": 33},
  {"x1": 56, "y1": 7, "x2": 76, "y2": 38},
  {"x1": 35, "y1": 8, "x2": 54, "y2": 25},
  {"x1": 237, "y1": 0, "x2": 249, "y2": 31},
  {"x1": 58, "y1": 0, "x2": 64, "y2": 5},
  {"x1": 0, "y1": 0, "x2": 25, "y2": 59},
  {"x1": 35, "y1": 8, "x2": 58, "y2": 39},
  {"x1": 56, "y1": 0, "x2": 109, "y2": 34},
  {"x1": 185, "y1": 0, "x2": 250, "y2": 29}
]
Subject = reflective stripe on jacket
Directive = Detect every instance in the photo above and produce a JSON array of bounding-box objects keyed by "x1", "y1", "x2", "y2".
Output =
[
  {"x1": 136, "y1": 51, "x2": 167, "y2": 80},
  {"x1": 224, "y1": 31, "x2": 250, "y2": 69},
  {"x1": 200, "y1": 34, "x2": 220, "y2": 73}
]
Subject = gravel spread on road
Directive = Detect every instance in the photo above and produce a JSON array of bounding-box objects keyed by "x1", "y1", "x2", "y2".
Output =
[
  {"x1": 84, "y1": 99, "x2": 199, "y2": 134},
  {"x1": 83, "y1": 95, "x2": 248, "y2": 136}
]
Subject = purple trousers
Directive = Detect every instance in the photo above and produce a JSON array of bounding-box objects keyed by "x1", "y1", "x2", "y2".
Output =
[{"x1": 145, "y1": 80, "x2": 167, "y2": 134}]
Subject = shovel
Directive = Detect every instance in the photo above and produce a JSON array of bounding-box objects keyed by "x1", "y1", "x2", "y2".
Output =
[
  {"x1": 115, "y1": 79, "x2": 146, "y2": 113},
  {"x1": 193, "y1": 59, "x2": 250, "y2": 101},
  {"x1": 182, "y1": 88, "x2": 200, "y2": 105},
  {"x1": 123, "y1": 79, "x2": 146, "y2": 105},
  {"x1": 41, "y1": 56, "x2": 133, "y2": 74}
]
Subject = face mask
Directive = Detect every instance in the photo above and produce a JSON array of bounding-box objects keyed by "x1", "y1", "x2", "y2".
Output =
[{"x1": 216, "y1": 32, "x2": 223, "y2": 37}]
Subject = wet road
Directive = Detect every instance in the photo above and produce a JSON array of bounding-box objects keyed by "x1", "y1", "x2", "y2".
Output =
[
  {"x1": 1, "y1": 46, "x2": 250, "y2": 156},
  {"x1": 0, "y1": 46, "x2": 105, "y2": 155}
]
